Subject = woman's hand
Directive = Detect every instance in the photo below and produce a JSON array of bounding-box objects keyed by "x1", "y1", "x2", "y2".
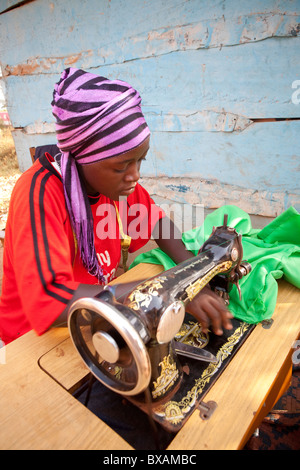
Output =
[{"x1": 186, "y1": 286, "x2": 233, "y2": 336}]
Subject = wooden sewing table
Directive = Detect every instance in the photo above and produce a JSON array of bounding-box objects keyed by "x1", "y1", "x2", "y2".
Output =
[{"x1": 0, "y1": 262, "x2": 299, "y2": 450}]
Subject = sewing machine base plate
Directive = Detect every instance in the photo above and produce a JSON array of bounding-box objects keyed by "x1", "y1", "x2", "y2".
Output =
[{"x1": 127, "y1": 315, "x2": 256, "y2": 432}]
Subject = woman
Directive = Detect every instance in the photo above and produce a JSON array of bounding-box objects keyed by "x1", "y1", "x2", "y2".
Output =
[{"x1": 0, "y1": 67, "x2": 232, "y2": 345}]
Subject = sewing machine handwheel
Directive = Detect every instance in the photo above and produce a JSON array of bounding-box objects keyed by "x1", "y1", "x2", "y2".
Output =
[{"x1": 68, "y1": 297, "x2": 151, "y2": 396}]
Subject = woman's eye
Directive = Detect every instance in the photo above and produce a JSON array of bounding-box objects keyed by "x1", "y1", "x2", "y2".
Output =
[
  {"x1": 114, "y1": 157, "x2": 146, "y2": 173},
  {"x1": 114, "y1": 167, "x2": 126, "y2": 173}
]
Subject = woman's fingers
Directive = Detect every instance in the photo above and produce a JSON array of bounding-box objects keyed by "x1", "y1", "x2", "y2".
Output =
[{"x1": 186, "y1": 288, "x2": 233, "y2": 335}]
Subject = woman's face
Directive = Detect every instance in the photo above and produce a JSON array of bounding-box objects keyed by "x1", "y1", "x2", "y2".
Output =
[{"x1": 79, "y1": 137, "x2": 150, "y2": 201}]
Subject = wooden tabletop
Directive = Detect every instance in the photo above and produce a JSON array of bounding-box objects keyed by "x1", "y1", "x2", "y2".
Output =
[{"x1": 0, "y1": 262, "x2": 299, "y2": 450}]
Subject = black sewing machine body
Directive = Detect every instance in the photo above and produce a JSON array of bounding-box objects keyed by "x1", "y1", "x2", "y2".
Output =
[{"x1": 68, "y1": 216, "x2": 252, "y2": 431}]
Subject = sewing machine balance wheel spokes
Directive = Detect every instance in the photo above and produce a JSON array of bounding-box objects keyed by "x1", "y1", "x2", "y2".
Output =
[{"x1": 68, "y1": 291, "x2": 152, "y2": 396}]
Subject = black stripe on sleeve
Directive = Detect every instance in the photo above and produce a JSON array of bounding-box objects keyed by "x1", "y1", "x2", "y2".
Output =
[
  {"x1": 29, "y1": 168, "x2": 75, "y2": 303},
  {"x1": 39, "y1": 172, "x2": 75, "y2": 296}
]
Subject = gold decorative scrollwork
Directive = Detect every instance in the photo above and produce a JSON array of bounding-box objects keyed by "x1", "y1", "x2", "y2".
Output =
[
  {"x1": 127, "y1": 276, "x2": 168, "y2": 311},
  {"x1": 175, "y1": 322, "x2": 209, "y2": 348},
  {"x1": 152, "y1": 354, "x2": 179, "y2": 399},
  {"x1": 164, "y1": 402, "x2": 183, "y2": 425},
  {"x1": 153, "y1": 322, "x2": 250, "y2": 425},
  {"x1": 185, "y1": 261, "x2": 232, "y2": 302}
]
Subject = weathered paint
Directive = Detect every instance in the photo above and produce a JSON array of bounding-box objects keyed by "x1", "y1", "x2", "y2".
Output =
[
  {"x1": 140, "y1": 176, "x2": 300, "y2": 218},
  {"x1": 0, "y1": 0, "x2": 26, "y2": 13},
  {"x1": 5, "y1": 36, "x2": 300, "y2": 126},
  {"x1": 0, "y1": 0, "x2": 299, "y2": 217},
  {"x1": 146, "y1": 120, "x2": 300, "y2": 186},
  {"x1": 3, "y1": 12, "x2": 300, "y2": 78},
  {"x1": 1, "y1": 0, "x2": 300, "y2": 76}
]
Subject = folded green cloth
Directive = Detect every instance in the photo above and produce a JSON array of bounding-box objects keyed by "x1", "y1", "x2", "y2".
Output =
[{"x1": 130, "y1": 205, "x2": 300, "y2": 324}]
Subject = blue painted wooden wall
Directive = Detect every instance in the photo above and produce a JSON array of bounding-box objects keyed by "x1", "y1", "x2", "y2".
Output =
[{"x1": 0, "y1": 0, "x2": 299, "y2": 216}]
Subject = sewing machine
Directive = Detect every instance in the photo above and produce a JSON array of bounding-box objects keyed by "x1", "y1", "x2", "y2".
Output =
[{"x1": 67, "y1": 215, "x2": 252, "y2": 431}]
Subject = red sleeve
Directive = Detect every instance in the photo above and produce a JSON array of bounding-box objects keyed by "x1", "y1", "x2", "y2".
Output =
[
  {"x1": 8, "y1": 164, "x2": 79, "y2": 336},
  {"x1": 125, "y1": 183, "x2": 165, "y2": 252}
]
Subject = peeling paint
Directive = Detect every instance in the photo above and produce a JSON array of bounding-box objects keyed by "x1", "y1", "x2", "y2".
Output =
[
  {"x1": 16, "y1": 112, "x2": 252, "y2": 135},
  {"x1": 2, "y1": 13, "x2": 300, "y2": 77},
  {"x1": 165, "y1": 184, "x2": 190, "y2": 193},
  {"x1": 140, "y1": 176, "x2": 300, "y2": 218},
  {"x1": 144, "y1": 110, "x2": 253, "y2": 133},
  {"x1": 22, "y1": 121, "x2": 56, "y2": 135},
  {"x1": 3, "y1": 54, "x2": 92, "y2": 77},
  {"x1": 11, "y1": 129, "x2": 57, "y2": 172}
]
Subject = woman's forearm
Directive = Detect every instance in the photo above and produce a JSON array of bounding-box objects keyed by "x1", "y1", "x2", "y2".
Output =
[{"x1": 152, "y1": 216, "x2": 194, "y2": 264}]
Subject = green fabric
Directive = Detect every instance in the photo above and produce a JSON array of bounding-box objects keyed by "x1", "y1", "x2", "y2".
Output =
[{"x1": 130, "y1": 205, "x2": 300, "y2": 324}]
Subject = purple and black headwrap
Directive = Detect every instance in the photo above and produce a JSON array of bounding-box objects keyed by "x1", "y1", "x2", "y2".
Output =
[{"x1": 51, "y1": 67, "x2": 150, "y2": 283}]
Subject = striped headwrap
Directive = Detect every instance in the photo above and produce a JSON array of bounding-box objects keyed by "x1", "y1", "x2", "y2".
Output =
[{"x1": 51, "y1": 67, "x2": 150, "y2": 283}]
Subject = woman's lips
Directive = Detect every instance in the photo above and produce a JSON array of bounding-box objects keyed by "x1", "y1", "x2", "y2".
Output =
[{"x1": 119, "y1": 185, "x2": 136, "y2": 195}]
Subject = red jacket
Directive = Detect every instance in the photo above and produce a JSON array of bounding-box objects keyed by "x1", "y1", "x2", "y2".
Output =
[{"x1": 0, "y1": 153, "x2": 164, "y2": 344}]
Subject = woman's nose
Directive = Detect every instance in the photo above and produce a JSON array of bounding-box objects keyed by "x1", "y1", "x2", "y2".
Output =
[{"x1": 124, "y1": 162, "x2": 140, "y2": 182}]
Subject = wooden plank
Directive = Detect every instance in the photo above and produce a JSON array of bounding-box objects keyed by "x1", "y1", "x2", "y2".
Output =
[
  {"x1": 13, "y1": 117, "x2": 300, "y2": 216},
  {"x1": 146, "y1": 120, "x2": 300, "y2": 186},
  {"x1": 5, "y1": 36, "x2": 300, "y2": 128},
  {"x1": 0, "y1": 328, "x2": 132, "y2": 449},
  {"x1": 1, "y1": 1, "x2": 299, "y2": 82},
  {"x1": 11, "y1": 117, "x2": 300, "y2": 192},
  {"x1": 38, "y1": 336, "x2": 90, "y2": 393}
]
